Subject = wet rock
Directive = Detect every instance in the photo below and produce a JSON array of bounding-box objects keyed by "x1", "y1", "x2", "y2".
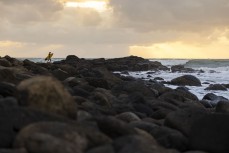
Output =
[
  {"x1": 86, "y1": 144, "x2": 115, "y2": 153},
  {"x1": 171, "y1": 75, "x2": 201, "y2": 86},
  {"x1": 0, "y1": 82, "x2": 17, "y2": 97},
  {"x1": 154, "y1": 77, "x2": 164, "y2": 81},
  {"x1": 199, "y1": 100, "x2": 213, "y2": 108},
  {"x1": 52, "y1": 68, "x2": 70, "y2": 81},
  {"x1": 112, "y1": 80, "x2": 157, "y2": 97},
  {"x1": 17, "y1": 76, "x2": 77, "y2": 119},
  {"x1": 158, "y1": 90, "x2": 198, "y2": 105},
  {"x1": 72, "y1": 86, "x2": 91, "y2": 98},
  {"x1": 184, "y1": 151, "x2": 209, "y2": 153},
  {"x1": 0, "y1": 58, "x2": 12, "y2": 67},
  {"x1": 0, "y1": 68, "x2": 18, "y2": 84},
  {"x1": 215, "y1": 101, "x2": 229, "y2": 113},
  {"x1": 116, "y1": 112, "x2": 141, "y2": 123},
  {"x1": 189, "y1": 114, "x2": 229, "y2": 153},
  {"x1": 0, "y1": 148, "x2": 27, "y2": 153},
  {"x1": 171, "y1": 65, "x2": 195, "y2": 73},
  {"x1": 205, "y1": 84, "x2": 227, "y2": 91},
  {"x1": 0, "y1": 97, "x2": 18, "y2": 107},
  {"x1": 85, "y1": 77, "x2": 110, "y2": 89},
  {"x1": 0, "y1": 105, "x2": 69, "y2": 148},
  {"x1": 113, "y1": 135, "x2": 171, "y2": 153},
  {"x1": 23, "y1": 59, "x2": 50, "y2": 75},
  {"x1": 202, "y1": 93, "x2": 228, "y2": 107},
  {"x1": 129, "y1": 121, "x2": 188, "y2": 151},
  {"x1": 4, "y1": 55, "x2": 23, "y2": 66},
  {"x1": 65, "y1": 55, "x2": 80, "y2": 66},
  {"x1": 96, "y1": 116, "x2": 137, "y2": 139},
  {"x1": 14, "y1": 122, "x2": 88, "y2": 153},
  {"x1": 64, "y1": 77, "x2": 88, "y2": 88},
  {"x1": 164, "y1": 106, "x2": 209, "y2": 136}
]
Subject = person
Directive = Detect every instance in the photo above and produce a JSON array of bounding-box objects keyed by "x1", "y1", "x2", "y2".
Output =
[{"x1": 45, "y1": 52, "x2": 53, "y2": 63}]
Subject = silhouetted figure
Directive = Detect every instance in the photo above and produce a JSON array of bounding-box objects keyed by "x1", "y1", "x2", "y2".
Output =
[{"x1": 45, "y1": 52, "x2": 53, "y2": 63}]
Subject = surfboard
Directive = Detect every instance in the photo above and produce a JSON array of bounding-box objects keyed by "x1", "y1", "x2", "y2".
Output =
[{"x1": 45, "y1": 53, "x2": 53, "y2": 60}]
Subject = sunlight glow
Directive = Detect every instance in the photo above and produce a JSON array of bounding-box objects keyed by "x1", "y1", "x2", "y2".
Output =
[{"x1": 65, "y1": 1, "x2": 108, "y2": 12}]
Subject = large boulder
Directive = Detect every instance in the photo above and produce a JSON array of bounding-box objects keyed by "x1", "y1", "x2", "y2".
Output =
[
  {"x1": 205, "y1": 84, "x2": 227, "y2": 91},
  {"x1": 171, "y1": 75, "x2": 201, "y2": 86},
  {"x1": 202, "y1": 93, "x2": 228, "y2": 107},
  {"x1": 23, "y1": 59, "x2": 50, "y2": 75},
  {"x1": 171, "y1": 65, "x2": 195, "y2": 73},
  {"x1": 189, "y1": 114, "x2": 229, "y2": 153},
  {"x1": 113, "y1": 135, "x2": 176, "y2": 153},
  {"x1": 17, "y1": 76, "x2": 77, "y2": 119},
  {"x1": 14, "y1": 122, "x2": 88, "y2": 153},
  {"x1": 129, "y1": 121, "x2": 188, "y2": 151},
  {"x1": 164, "y1": 106, "x2": 209, "y2": 136},
  {"x1": 0, "y1": 58, "x2": 12, "y2": 67},
  {"x1": 0, "y1": 105, "x2": 69, "y2": 148},
  {"x1": 0, "y1": 68, "x2": 18, "y2": 84}
]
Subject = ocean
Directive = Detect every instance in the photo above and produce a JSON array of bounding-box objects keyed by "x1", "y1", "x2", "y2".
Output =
[{"x1": 23, "y1": 58, "x2": 229, "y2": 100}]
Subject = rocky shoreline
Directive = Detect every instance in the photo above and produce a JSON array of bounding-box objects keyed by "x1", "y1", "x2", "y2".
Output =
[{"x1": 0, "y1": 55, "x2": 228, "y2": 153}]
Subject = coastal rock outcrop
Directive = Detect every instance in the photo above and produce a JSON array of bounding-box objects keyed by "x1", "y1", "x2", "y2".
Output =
[
  {"x1": 17, "y1": 76, "x2": 77, "y2": 119},
  {"x1": 170, "y1": 75, "x2": 201, "y2": 86}
]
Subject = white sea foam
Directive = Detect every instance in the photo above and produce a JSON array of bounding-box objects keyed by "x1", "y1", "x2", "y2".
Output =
[{"x1": 123, "y1": 59, "x2": 229, "y2": 100}]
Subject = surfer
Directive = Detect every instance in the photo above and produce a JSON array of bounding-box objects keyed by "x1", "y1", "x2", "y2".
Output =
[{"x1": 45, "y1": 52, "x2": 53, "y2": 63}]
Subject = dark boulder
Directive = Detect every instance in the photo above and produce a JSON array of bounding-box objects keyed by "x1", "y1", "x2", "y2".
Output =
[
  {"x1": 0, "y1": 82, "x2": 18, "y2": 97},
  {"x1": 52, "y1": 68, "x2": 71, "y2": 81},
  {"x1": 0, "y1": 68, "x2": 19, "y2": 84},
  {"x1": 205, "y1": 84, "x2": 227, "y2": 91},
  {"x1": 171, "y1": 75, "x2": 201, "y2": 86},
  {"x1": 86, "y1": 144, "x2": 115, "y2": 153},
  {"x1": 0, "y1": 105, "x2": 70, "y2": 148},
  {"x1": 14, "y1": 122, "x2": 88, "y2": 153},
  {"x1": 23, "y1": 59, "x2": 50, "y2": 75},
  {"x1": 113, "y1": 135, "x2": 173, "y2": 153},
  {"x1": 0, "y1": 58, "x2": 12, "y2": 67},
  {"x1": 171, "y1": 65, "x2": 195, "y2": 73},
  {"x1": 129, "y1": 121, "x2": 188, "y2": 151},
  {"x1": 4, "y1": 55, "x2": 23, "y2": 66},
  {"x1": 202, "y1": 93, "x2": 228, "y2": 107},
  {"x1": 215, "y1": 101, "x2": 229, "y2": 113},
  {"x1": 164, "y1": 106, "x2": 209, "y2": 136},
  {"x1": 189, "y1": 114, "x2": 229, "y2": 153},
  {"x1": 85, "y1": 77, "x2": 110, "y2": 89},
  {"x1": 17, "y1": 76, "x2": 77, "y2": 119}
]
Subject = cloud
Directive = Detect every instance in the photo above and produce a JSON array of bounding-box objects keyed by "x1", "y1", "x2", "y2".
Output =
[{"x1": 109, "y1": 0, "x2": 229, "y2": 32}]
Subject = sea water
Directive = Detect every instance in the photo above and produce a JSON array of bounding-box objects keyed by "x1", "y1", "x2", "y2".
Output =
[
  {"x1": 24, "y1": 58, "x2": 229, "y2": 100},
  {"x1": 126, "y1": 59, "x2": 229, "y2": 100}
]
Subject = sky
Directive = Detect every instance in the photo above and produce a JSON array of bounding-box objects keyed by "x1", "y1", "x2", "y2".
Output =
[{"x1": 1, "y1": 0, "x2": 229, "y2": 58}]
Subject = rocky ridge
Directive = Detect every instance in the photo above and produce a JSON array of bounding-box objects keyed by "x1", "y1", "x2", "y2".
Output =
[{"x1": 0, "y1": 55, "x2": 228, "y2": 153}]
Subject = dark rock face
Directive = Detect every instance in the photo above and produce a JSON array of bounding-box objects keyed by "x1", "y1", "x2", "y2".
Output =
[
  {"x1": 0, "y1": 58, "x2": 12, "y2": 67},
  {"x1": 14, "y1": 122, "x2": 88, "y2": 153},
  {"x1": 17, "y1": 76, "x2": 77, "y2": 119},
  {"x1": 205, "y1": 84, "x2": 227, "y2": 91},
  {"x1": 0, "y1": 82, "x2": 18, "y2": 97},
  {"x1": 215, "y1": 101, "x2": 229, "y2": 113},
  {"x1": 1, "y1": 55, "x2": 229, "y2": 153},
  {"x1": 114, "y1": 135, "x2": 163, "y2": 153},
  {"x1": 189, "y1": 114, "x2": 229, "y2": 153},
  {"x1": 129, "y1": 121, "x2": 188, "y2": 151},
  {"x1": 171, "y1": 65, "x2": 196, "y2": 73},
  {"x1": 202, "y1": 93, "x2": 228, "y2": 107},
  {"x1": 0, "y1": 105, "x2": 69, "y2": 148},
  {"x1": 171, "y1": 75, "x2": 201, "y2": 86},
  {"x1": 105, "y1": 56, "x2": 169, "y2": 71},
  {"x1": 164, "y1": 106, "x2": 209, "y2": 136}
]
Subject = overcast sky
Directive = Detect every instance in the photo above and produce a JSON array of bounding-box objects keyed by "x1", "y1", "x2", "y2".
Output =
[{"x1": 1, "y1": 0, "x2": 229, "y2": 58}]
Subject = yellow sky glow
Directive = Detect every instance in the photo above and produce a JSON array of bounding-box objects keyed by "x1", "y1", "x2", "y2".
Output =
[{"x1": 64, "y1": 1, "x2": 108, "y2": 12}]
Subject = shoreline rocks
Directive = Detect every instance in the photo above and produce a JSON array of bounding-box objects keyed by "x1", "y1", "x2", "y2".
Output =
[{"x1": 0, "y1": 55, "x2": 227, "y2": 153}]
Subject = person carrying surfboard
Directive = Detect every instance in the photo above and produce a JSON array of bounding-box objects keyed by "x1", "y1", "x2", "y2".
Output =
[{"x1": 45, "y1": 52, "x2": 53, "y2": 63}]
